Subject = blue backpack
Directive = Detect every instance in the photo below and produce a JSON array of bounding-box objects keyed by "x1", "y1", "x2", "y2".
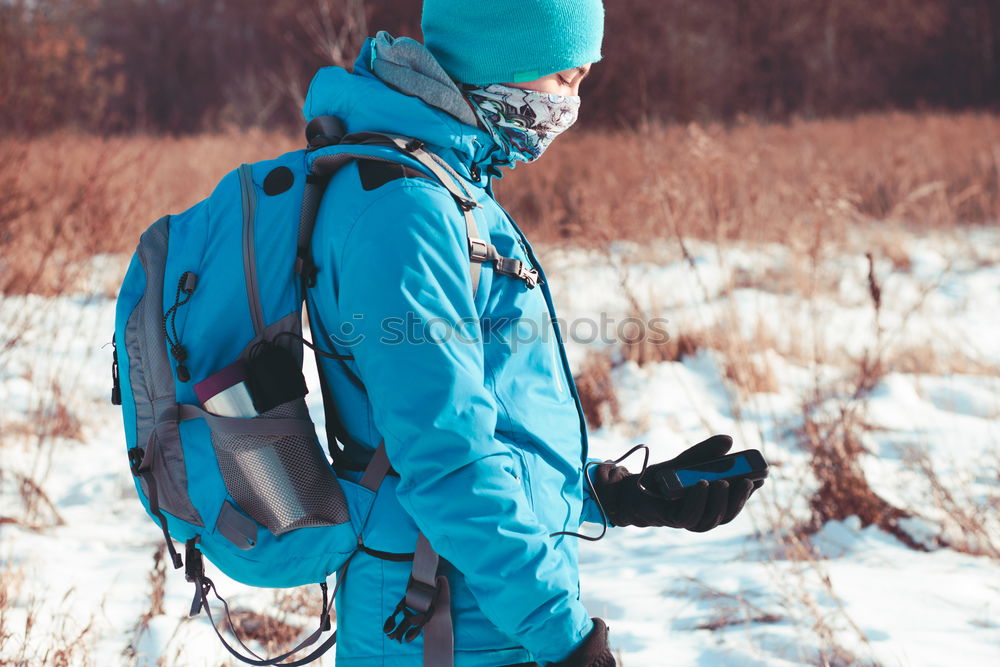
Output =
[{"x1": 111, "y1": 119, "x2": 521, "y2": 665}]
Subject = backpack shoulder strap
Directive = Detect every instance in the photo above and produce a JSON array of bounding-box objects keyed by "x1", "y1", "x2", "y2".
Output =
[
  {"x1": 301, "y1": 133, "x2": 484, "y2": 296},
  {"x1": 296, "y1": 128, "x2": 477, "y2": 667},
  {"x1": 300, "y1": 129, "x2": 541, "y2": 300}
]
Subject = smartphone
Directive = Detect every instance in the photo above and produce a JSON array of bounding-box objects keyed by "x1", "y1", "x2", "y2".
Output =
[{"x1": 651, "y1": 449, "x2": 768, "y2": 499}]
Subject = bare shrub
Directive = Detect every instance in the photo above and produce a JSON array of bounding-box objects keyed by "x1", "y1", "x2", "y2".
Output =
[
  {"x1": 794, "y1": 247, "x2": 928, "y2": 547},
  {"x1": 681, "y1": 577, "x2": 783, "y2": 631},
  {"x1": 574, "y1": 351, "x2": 620, "y2": 428},
  {"x1": 0, "y1": 469, "x2": 65, "y2": 530},
  {"x1": 904, "y1": 448, "x2": 1000, "y2": 560},
  {"x1": 799, "y1": 408, "x2": 921, "y2": 550}
]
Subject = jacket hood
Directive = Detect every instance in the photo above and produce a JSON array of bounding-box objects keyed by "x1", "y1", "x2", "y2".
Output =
[{"x1": 302, "y1": 32, "x2": 510, "y2": 181}]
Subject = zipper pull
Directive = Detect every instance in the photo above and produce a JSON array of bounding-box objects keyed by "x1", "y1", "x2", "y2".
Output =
[
  {"x1": 470, "y1": 163, "x2": 481, "y2": 182},
  {"x1": 111, "y1": 334, "x2": 122, "y2": 405},
  {"x1": 163, "y1": 271, "x2": 198, "y2": 383},
  {"x1": 172, "y1": 344, "x2": 191, "y2": 383}
]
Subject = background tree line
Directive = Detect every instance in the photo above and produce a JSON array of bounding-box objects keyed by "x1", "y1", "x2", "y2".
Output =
[{"x1": 1, "y1": 0, "x2": 997, "y2": 135}]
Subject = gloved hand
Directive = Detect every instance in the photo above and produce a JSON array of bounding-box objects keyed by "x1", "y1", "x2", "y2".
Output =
[
  {"x1": 550, "y1": 618, "x2": 615, "y2": 667},
  {"x1": 592, "y1": 435, "x2": 762, "y2": 532}
]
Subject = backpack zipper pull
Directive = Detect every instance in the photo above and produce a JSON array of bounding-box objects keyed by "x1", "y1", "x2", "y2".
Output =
[
  {"x1": 111, "y1": 334, "x2": 122, "y2": 405},
  {"x1": 163, "y1": 271, "x2": 198, "y2": 383}
]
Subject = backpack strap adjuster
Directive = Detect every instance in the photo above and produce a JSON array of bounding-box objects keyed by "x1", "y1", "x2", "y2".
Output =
[
  {"x1": 383, "y1": 575, "x2": 441, "y2": 642},
  {"x1": 127, "y1": 447, "x2": 144, "y2": 477},
  {"x1": 295, "y1": 246, "x2": 319, "y2": 288},
  {"x1": 383, "y1": 533, "x2": 454, "y2": 666},
  {"x1": 468, "y1": 237, "x2": 490, "y2": 263},
  {"x1": 404, "y1": 138, "x2": 426, "y2": 153},
  {"x1": 468, "y1": 238, "x2": 542, "y2": 289}
]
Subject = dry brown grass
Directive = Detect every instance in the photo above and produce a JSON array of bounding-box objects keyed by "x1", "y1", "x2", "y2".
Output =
[
  {"x1": 621, "y1": 329, "x2": 704, "y2": 366},
  {"x1": 573, "y1": 351, "x2": 621, "y2": 428},
  {"x1": 886, "y1": 342, "x2": 998, "y2": 377},
  {"x1": 499, "y1": 112, "x2": 999, "y2": 246},
  {"x1": 0, "y1": 564, "x2": 96, "y2": 667},
  {"x1": 0, "y1": 113, "x2": 996, "y2": 296},
  {"x1": 1, "y1": 130, "x2": 297, "y2": 295}
]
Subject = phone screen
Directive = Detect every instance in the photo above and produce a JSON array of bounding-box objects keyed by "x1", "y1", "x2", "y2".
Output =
[{"x1": 676, "y1": 454, "x2": 753, "y2": 487}]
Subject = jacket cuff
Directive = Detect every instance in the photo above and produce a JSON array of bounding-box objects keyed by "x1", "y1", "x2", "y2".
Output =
[{"x1": 579, "y1": 458, "x2": 610, "y2": 526}]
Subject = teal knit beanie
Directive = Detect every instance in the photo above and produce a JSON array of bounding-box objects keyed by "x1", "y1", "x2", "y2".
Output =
[{"x1": 421, "y1": 0, "x2": 604, "y2": 85}]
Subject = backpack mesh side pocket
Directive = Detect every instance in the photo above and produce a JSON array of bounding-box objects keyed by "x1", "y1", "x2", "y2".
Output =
[{"x1": 210, "y1": 398, "x2": 349, "y2": 536}]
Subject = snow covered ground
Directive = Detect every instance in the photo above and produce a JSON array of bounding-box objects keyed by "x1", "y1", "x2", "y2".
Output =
[{"x1": 2, "y1": 225, "x2": 998, "y2": 665}]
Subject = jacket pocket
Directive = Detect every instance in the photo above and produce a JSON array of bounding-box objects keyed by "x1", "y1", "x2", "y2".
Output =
[
  {"x1": 505, "y1": 444, "x2": 534, "y2": 510},
  {"x1": 207, "y1": 396, "x2": 349, "y2": 536}
]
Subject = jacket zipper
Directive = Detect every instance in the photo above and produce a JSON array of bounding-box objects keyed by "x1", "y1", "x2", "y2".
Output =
[
  {"x1": 239, "y1": 164, "x2": 265, "y2": 337},
  {"x1": 486, "y1": 185, "x2": 590, "y2": 467}
]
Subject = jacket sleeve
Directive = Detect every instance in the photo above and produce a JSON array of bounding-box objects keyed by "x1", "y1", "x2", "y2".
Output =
[
  {"x1": 580, "y1": 458, "x2": 609, "y2": 525},
  {"x1": 334, "y1": 181, "x2": 592, "y2": 664}
]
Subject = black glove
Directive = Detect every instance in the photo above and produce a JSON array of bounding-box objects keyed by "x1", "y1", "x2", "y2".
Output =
[
  {"x1": 592, "y1": 435, "x2": 762, "y2": 532},
  {"x1": 550, "y1": 618, "x2": 615, "y2": 667}
]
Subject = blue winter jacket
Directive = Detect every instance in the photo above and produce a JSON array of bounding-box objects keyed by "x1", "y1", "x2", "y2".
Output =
[{"x1": 304, "y1": 34, "x2": 603, "y2": 666}]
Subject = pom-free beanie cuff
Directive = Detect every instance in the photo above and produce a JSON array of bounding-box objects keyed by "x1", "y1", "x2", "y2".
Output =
[{"x1": 422, "y1": 0, "x2": 604, "y2": 85}]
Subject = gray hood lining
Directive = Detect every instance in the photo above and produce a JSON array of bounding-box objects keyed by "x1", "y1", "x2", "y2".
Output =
[{"x1": 370, "y1": 31, "x2": 480, "y2": 128}]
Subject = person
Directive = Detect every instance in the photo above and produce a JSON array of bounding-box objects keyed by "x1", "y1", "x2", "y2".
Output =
[{"x1": 302, "y1": 1, "x2": 761, "y2": 665}]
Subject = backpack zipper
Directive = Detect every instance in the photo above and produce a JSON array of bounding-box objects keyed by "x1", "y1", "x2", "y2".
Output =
[{"x1": 238, "y1": 164, "x2": 265, "y2": 337}]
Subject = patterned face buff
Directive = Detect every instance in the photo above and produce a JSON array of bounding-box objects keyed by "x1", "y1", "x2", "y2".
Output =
[{"x1": 465, "y1": 83, "x2": 580, "y2": 164}]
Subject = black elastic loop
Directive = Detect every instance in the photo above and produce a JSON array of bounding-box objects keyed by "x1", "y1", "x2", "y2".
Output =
[
  {"x1": 357, "y1": 540, "x2": 415, "y2": 562},
  {"x1": 549, "y1": 444, "x2": 650, "y2": 542},
  {"x1": 268, "y1": 330, "x2": 354, "y2": 361},
  {"x1": 320, "y1": 582, "x2": 331, "y2": 631},
  {"x1": 190, "y1": 555, "x2": 353, "y2": 666}
]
